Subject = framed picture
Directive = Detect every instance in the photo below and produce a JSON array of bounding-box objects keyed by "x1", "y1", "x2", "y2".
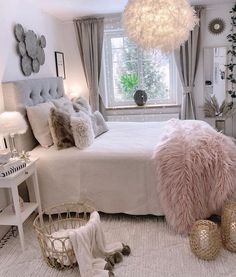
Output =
[{"x1": 55, "y1": 51, "x2": 66, "y2": 79}]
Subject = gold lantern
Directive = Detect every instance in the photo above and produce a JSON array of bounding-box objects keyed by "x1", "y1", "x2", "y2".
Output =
[
  {"x1": 221, "y1": 202, "x2": 236, "y2": 252},
  {"x1": 190, "y1": 220, "x2": 221, "y2": 260}
]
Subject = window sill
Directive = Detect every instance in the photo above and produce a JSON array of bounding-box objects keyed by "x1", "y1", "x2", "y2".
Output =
[{"x1": 105, "y1": 104, "x2": 181, "y2": 111}]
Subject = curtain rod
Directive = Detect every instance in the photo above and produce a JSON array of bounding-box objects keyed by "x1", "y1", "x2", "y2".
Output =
[
  {"x1": 74, "y1": 12, "x2": 121, "y2": 21},
  {"x1": 73, "y1": 6, "x2": 204, "y2": 22}
]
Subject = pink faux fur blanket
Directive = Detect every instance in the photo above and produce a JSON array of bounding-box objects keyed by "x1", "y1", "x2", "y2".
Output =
[{"x1": 153, "y1": 119, "x2": 236, "y2": 235}]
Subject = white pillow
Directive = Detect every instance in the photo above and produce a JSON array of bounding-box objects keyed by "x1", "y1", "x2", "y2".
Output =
[
  {"x1": 70, "y1": 114, "x2": 94, "y2": 149},
  {"x1": 51, "y1": 97, "x2": 75, "y2": 114},
  {"x1": 26, "y1": 102, "x2": 55, "y2": 147}
]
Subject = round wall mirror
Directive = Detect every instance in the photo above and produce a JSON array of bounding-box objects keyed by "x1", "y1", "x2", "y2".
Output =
[{"x1": 208, "y1": 18, "x2": 225, "y2": 35}]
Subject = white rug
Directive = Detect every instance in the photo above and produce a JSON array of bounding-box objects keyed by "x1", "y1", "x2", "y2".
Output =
[{"x1": 0, "y1": 214, "x2": 235, "y2": 277}]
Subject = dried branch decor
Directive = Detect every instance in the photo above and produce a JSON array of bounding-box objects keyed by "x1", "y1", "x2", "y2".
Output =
[{"x1": 204, "y1": 95, "x2": 235, "y2": 118}]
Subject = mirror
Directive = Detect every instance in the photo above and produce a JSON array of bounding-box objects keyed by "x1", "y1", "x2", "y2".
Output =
[
  {"x1": 208, "y1": 18, "x2": 225, "y2": 35},
  {"x1": 204, "y1": 47, "x2": 227, "y2": 108}
]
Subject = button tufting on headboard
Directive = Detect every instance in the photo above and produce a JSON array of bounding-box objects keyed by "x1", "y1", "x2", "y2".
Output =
[{"x1": 2, "y1": 77, "x2": 65, "y2": 152}]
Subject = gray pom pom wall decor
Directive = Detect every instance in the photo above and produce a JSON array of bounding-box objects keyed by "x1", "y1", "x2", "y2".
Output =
[
  {"x1": 37, "y1": 46, "x2": 45, "y2": 65},
  {"x1": 21, "y1": 55, "x2": 32, "y2": 76},
  {"x1": 14, "y1": 24, "x2": 25, "y2": 41},
  {"x1": 14, "y1": 24, "x2": 46, "y2": 76},
  {"x1": 32, "y1": 59, "x2": 40, "y2": 73},
  {"x1": 18, "y1": 41, "x2": 26, "y2": 56},
  {"x1": 25, "y1": 30, "x2": 38, "y2": 59},
  {"x1": 40, "y1": 35, "x2": 46, "y2": 48}
]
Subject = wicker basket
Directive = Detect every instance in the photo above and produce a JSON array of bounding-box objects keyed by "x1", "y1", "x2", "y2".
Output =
[
  {"x1": 33, "y1": 203, "x2": 95, "y2": 270},
  {"x1": 221, "y1": 202, "x2": 236, "y2": 252},
  {"x1": 189, "y1": 220, "x2": 221, "y2": 260}
]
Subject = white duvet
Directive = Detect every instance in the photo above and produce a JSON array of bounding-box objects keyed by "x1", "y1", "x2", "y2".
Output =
[{"x1": 30, "y1": 121, "x2": 167, "y2": 215}]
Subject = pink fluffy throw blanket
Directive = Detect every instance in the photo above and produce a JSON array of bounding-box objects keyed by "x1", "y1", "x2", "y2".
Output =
[{"x1": 153, "y1": 119, "x2": 236, "y2": 235}]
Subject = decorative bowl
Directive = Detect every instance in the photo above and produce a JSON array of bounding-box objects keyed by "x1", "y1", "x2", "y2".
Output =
[
  {"x1": 0, "y1": 150, "x2": 11, "y2": 164},
  {"x1": 134, "y1": 90, "x2": 147, "y2": 106}
]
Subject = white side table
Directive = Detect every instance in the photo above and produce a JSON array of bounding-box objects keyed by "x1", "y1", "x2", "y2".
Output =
[{"x1": 0, "y1": 158, "x2": 42, "y2": 251}]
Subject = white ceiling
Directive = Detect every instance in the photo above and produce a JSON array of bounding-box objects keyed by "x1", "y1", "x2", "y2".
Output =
[{"x1": 27, "y1": 0, "x2": 235, "y2": 21}]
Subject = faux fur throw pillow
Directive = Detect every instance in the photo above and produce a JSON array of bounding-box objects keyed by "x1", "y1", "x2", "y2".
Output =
[
  {"x1": 90, "y1": 111, "x2": 109, "y2": 138},
  {"x1": 51, "y1": 97, "x2": 75, "y2": 115},
  {"x1": 70, "y1": 114, "x2": 94, "y2": 149},
  {"x1": 48, "y1": 108, "x2": 75, "y2": 150}
]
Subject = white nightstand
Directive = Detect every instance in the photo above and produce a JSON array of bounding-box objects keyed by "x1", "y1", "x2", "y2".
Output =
[{"x1": 0, "y1": 158, "x2": 42, "y2": 251}]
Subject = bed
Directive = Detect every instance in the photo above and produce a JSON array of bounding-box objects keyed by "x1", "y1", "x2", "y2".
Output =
[
  {"x1": 4, "y1": 77, "x2": 236, "y2": 234},
  {"x1": 30, "y1": 121, "x2": 166, "y2": 214},
  {"x1": 2, "y1": 77, "x2": 170, "y2": 215}
]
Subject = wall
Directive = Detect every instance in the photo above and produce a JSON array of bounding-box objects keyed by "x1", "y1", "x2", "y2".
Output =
[
  {"x1": 0, "y1": 1, "x2": 88, "y2": 106},
  {"x1": 0, "y1": 1, "x2": 87, "y2": 239},
  {"x1": 101, "y1": 5, "x2": 236, "y2": 123},
  {"x1": 0, "y1": 0, "x2": 63, "y2": 239},
  {"x1": 0, "y1": 0, "x2": 64, "y2": 114},
  {"x1": 195, "y1": 3, "x2": 235, "y2": 136},
  {"x1": 105, "y1": 106, "x2": 180, "y2": 121}
]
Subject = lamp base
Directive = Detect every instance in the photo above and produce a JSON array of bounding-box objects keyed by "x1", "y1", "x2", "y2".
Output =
[{"x1": 10, "y1": 135, "x2": 19, "y2": 158}]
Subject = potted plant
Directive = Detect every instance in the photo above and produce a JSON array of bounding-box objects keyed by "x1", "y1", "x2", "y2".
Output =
[
  {"x1": 204, "y1": 95, "x2": 235, "y2": 133},
  {"x1": 120, "y1": 73, "x2": 147, "y2": 106},
  {"x1": 120, "y1": 73, "x2": 138, "y2": 99}
]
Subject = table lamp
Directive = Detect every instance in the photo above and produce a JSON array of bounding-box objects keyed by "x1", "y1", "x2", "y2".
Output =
[{"x1": 0, "y1": 112, "x2": 28, "y2": 157}]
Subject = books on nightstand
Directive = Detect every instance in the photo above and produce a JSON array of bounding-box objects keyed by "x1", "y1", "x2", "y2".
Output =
[{"x1": 0, "y1": 159, "x2": 27, "y2": 177}]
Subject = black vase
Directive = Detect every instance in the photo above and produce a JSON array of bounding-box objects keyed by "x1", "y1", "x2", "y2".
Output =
[{"x1": 134, "y1": 90, "x2": 147, "y2": 106}]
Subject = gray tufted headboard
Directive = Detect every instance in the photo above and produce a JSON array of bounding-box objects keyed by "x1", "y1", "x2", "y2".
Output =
[{"x1": 2, "y1": 77, "x2": 65, "y2": 151}]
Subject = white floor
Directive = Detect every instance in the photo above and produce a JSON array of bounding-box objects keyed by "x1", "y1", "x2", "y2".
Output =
[{"x1": 0, "y1": 214, "x2": 235, "y2": 277}]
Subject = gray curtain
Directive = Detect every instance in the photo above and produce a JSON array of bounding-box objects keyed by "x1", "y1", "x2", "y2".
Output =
[
  {"x1": 174, "y1": 7, "x2": 203, "y2": 119},
  {"x1": 74, "y1": 17, "x2": 104, "y2": 112}
]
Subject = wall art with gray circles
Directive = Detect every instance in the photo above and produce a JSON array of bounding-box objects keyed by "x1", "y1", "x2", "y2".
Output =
[{"x1": 14, "y1": 24, "x2": 46, "y2": 76}]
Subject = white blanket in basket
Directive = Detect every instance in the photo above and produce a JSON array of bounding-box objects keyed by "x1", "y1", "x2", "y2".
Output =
[
  {"x1": 46, "y1": 228, "x2": 76, "y2": 265},
  {"x1": 69, "y1": 211, "x2": 123, "y2": 277}
]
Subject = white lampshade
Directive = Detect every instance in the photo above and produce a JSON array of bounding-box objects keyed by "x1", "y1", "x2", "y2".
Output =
[
  {"x1": 0, "y1": 111, "x2": 28, "y2": 136},
  {"x1": 123, "y1": 0, "x2": 199, "y2": 52}
]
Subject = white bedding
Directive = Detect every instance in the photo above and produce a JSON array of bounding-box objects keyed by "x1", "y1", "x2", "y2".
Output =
[{"x1": 30, "y1": 121, "x2": 167, "y2": 215}]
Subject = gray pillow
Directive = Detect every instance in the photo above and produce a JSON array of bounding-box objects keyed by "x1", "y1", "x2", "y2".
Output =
[
  {"x1": 73, "y1": 102, "x2": 90, "y2": 115},
  {"x1": 48, "y1": 108, "x2": 75, "y2": 150},
  {"x1": 70, "y1": 115, "x2": 94, "y2": 150},
  {"x1": 72, "y1": 96, "x2": 92, "y2": 115},
  {"x1": 90, "y1": 111, "x2": 109, "y2": 138}
]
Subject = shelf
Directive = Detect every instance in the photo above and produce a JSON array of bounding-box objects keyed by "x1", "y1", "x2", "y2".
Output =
[
  {"x1": 106, "y1": 104, "x2": 181, "y2": 111},
  {"x1": 0, "y1": 202, "x2": 38, "y2": 226}
]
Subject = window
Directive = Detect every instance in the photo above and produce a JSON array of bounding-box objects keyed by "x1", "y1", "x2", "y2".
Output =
[{"x1": 102, "y1": 29, "x2": 180, "y2": 108}]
